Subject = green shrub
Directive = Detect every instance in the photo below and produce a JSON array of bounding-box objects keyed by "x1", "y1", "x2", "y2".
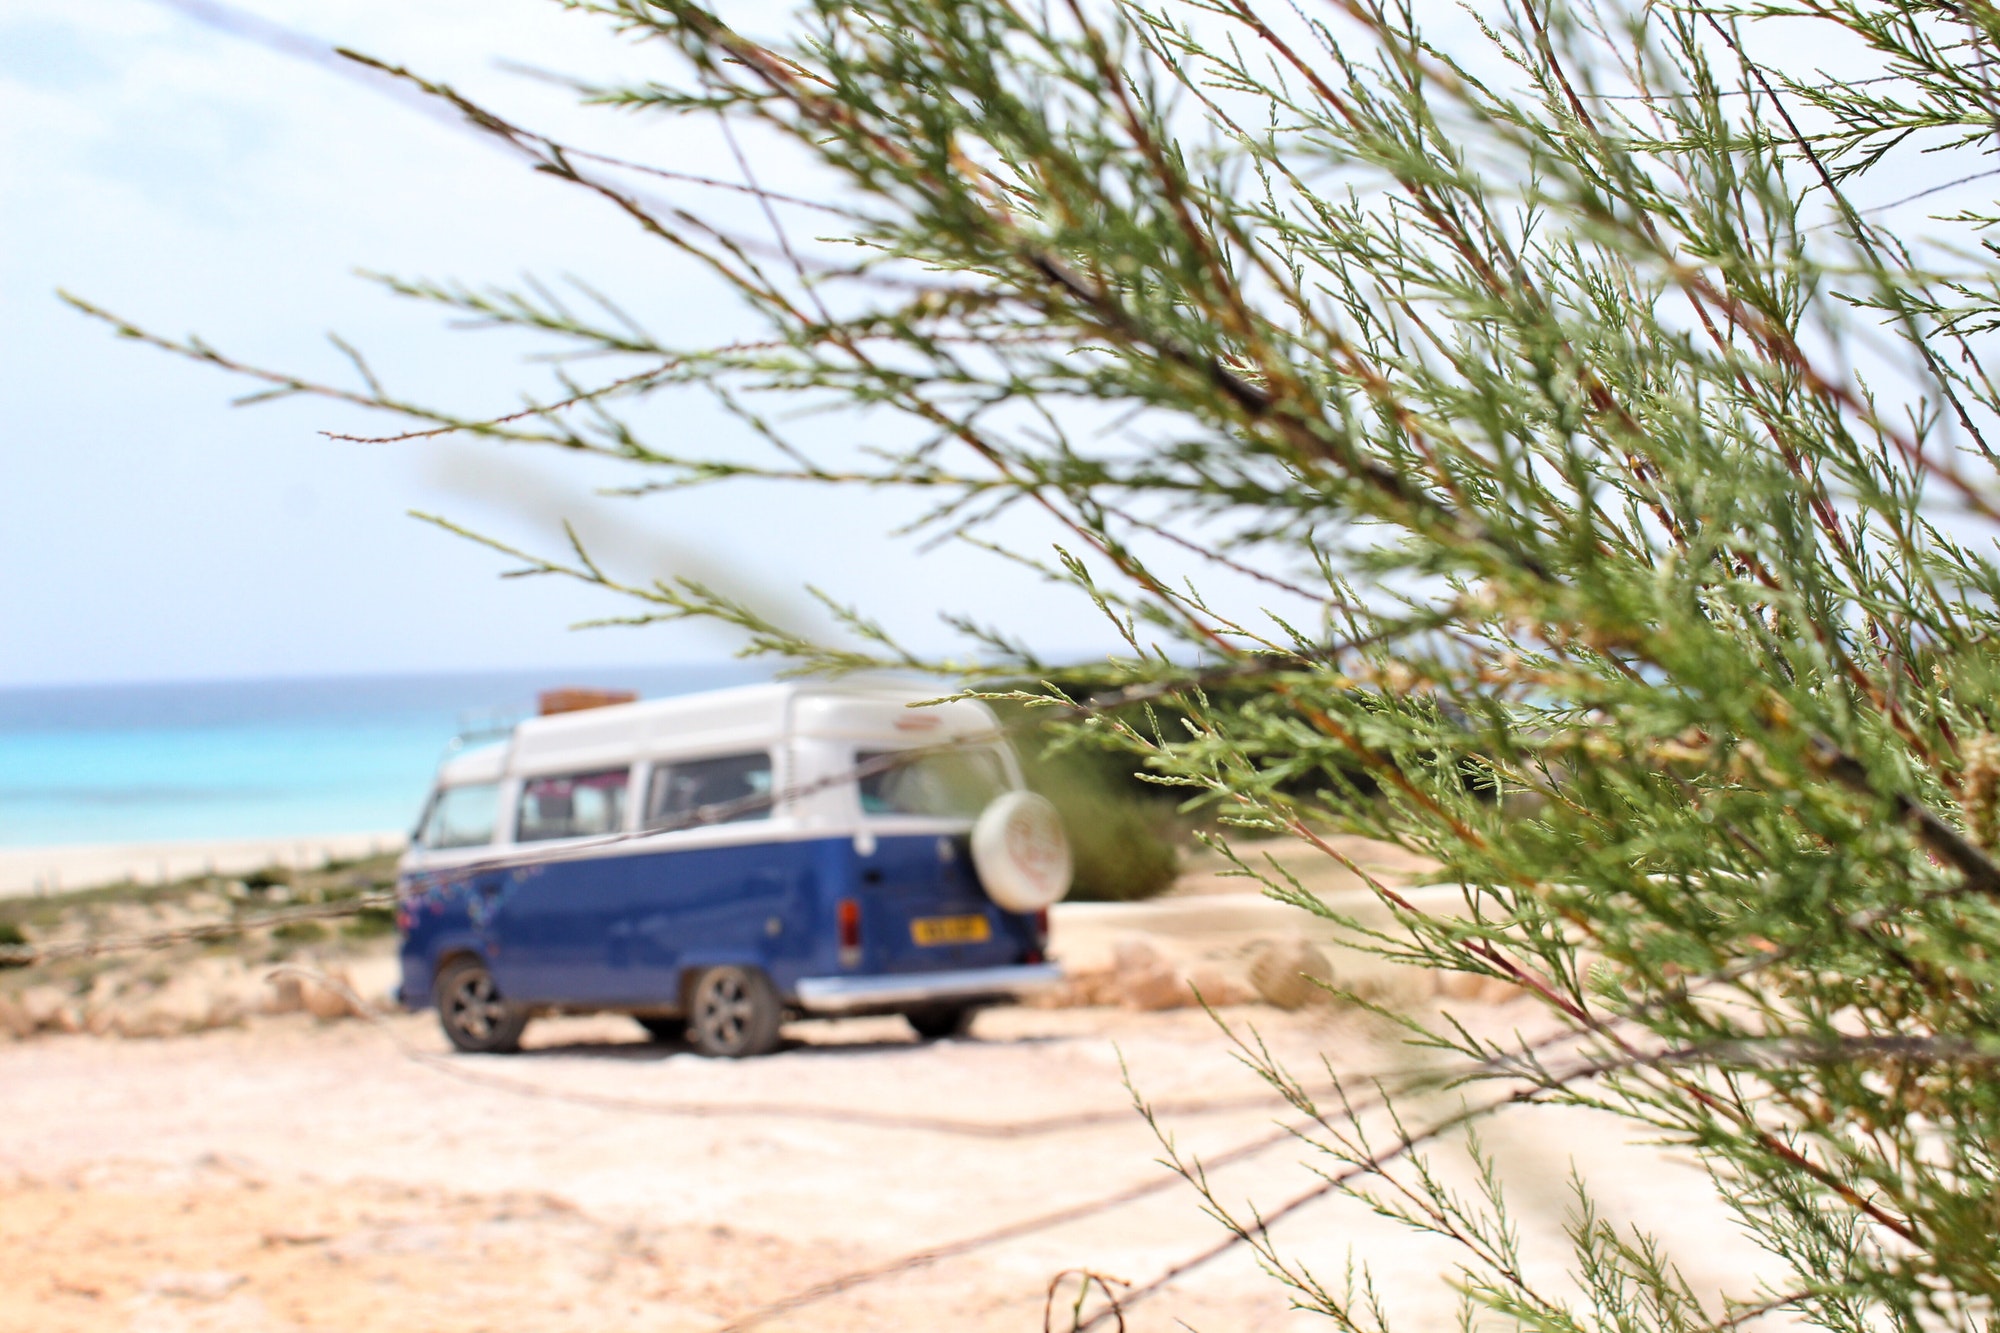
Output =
[
  {"x1": 1050, "y1": 784, "x2": 1181, "y2": 903},
  {"x1": 1002, "y1": 706, "x2": 1185, "y2": 901},
  {"x1": 341, "y1": 907, "x2": 398, "y2": 939}
]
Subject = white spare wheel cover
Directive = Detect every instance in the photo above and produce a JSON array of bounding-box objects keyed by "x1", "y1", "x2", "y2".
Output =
[{"x1": 971, "y1": 791, "x2": 1073, "y2": 912}]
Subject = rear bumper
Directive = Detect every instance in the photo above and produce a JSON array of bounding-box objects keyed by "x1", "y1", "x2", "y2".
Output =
[{"x1": 792, "y1": 963, "x2": 1064, "y2": 1015}]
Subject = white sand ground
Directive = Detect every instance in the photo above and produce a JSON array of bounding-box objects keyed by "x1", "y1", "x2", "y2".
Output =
[
  {"x1": 0, "y1": 1002, "x2": 1780, "y2": 1333},
  {"x1": 0, "y1": 832, "x2": 406, "y2": 898},
  {"x1": 0, "y1": 837, "x2": 1783, "y2": 1330}
]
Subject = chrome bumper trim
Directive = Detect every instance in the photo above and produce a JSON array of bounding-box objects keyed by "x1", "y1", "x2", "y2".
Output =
[{"x1": 793, "y1": 963, "x2": 1064, "y2": 1014}]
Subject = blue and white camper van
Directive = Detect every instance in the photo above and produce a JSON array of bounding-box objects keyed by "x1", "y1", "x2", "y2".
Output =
[{"x1": 395, "y1": 682, "x2": 1070, "y2": 1055}]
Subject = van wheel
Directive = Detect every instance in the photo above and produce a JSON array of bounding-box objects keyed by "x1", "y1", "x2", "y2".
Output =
[
  {"x1": 434, "y1": 957, "x2": 528, "y2": 1054},
  {"x1": 906, "y1": 1005, "x2": 976, "y2": 1040},
  {"x1": 687, "y1": 966, "x2": 783, "y2": 1058}
]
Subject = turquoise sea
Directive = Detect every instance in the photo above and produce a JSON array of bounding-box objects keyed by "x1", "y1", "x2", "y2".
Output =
[{"x1": 0, "y1": 665, "x2": 766, "y2": 847}]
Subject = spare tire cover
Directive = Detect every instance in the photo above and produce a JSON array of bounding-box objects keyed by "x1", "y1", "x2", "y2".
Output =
[{"x1": 970, "y1": 791, "x2": 1073, "y2": 912}]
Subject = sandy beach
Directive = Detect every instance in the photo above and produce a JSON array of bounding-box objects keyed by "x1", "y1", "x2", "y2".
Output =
[
  {"x1": 0, "y1": 832, "x2": 407, "y2": 899},
  {"x1": 0, "y1": 834, "x2": 1781, "y2": 1330},
  {"x1": 0, "y1": 1003, "x2": 1774, "y2": 1333}
]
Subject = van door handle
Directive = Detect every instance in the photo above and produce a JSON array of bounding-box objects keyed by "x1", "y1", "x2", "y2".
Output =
[{"x1": 861, "y1": 869, "x2": 885, "y2": 885}]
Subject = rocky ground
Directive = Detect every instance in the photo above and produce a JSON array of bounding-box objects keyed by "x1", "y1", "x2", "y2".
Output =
[
  {"x1": 0, "y1": 854, "x2": 400, "y2": 1042},
  {"x1": 0, "y1": 841, "x2": 1778, "y2": 1331},
  {"x1": 0, "y1": 838, "x2": 1505, "y2": 1043}
]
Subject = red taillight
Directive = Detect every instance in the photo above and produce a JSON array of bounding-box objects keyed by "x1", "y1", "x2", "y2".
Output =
[
  {"x1": 838, "y1": 897, "x2": 862, "y2": 967},
  {"x1": 1025, "y1": 907, "x2": 1050, "y2": 965}
]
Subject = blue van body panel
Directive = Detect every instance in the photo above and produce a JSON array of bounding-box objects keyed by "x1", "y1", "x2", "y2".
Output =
[
  {"x1": 394, "y1": 870, "x2": 488, "y2": 1008},
  {"x1": 397, "y1": 832, "x2": 1041, "y2": 1013}
]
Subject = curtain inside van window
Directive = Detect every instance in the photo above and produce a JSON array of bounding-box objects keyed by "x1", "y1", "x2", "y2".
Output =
[
  {"x1": 645, "y1": 753, "x2": 773, "y2": 829},
  {"x1": 516, "y1": 769, "x2": 629, "y2": 842}
]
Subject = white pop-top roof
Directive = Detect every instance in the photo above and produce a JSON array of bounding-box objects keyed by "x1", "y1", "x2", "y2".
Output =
[{"x1": 436, "y1": 679, "x2": 1003, "y2": 783}]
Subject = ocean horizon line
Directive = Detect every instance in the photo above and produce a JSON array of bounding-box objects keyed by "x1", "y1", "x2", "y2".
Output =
[{"x1": 0, "y1": 665, "x2": 774, "y2": 849}]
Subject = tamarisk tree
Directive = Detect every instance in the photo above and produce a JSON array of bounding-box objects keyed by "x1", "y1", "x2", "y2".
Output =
[{"x1": 75, "y1": 0, "x2": 2000, "y2": 1326}]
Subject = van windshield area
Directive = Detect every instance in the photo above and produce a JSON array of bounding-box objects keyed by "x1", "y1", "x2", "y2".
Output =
[
  {"x1": 516, "y1": 770, "x2": 629, "y2": 842},
  {"x1": 858, "y1": 748, "x2": 1008, "y2": 818},
  {"x1": 645, "y1": 753, "x2": 774, "y2": 829},
  {"x1": 419, "y1": 782, "x2": 499, "y2": 850}
]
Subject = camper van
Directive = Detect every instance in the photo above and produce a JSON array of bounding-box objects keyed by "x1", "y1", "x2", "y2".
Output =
[{"x1": 395, "y1": 682, "x2": 1070, "y2": 1055}]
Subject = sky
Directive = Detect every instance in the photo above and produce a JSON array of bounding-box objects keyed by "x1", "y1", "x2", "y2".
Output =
[
  {"x1": 1, "y1": 1, "x2": 1975, "y2": 692},
  {"x1": 0, "y1": 0, "x2": 1127, "y2": 689}
]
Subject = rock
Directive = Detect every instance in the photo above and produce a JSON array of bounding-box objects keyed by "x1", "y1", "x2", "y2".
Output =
[
  {"x1": 1041, "y1": 937, "x2": 1266, "y2": 1009},
  {"x1": 0, "y1": 991, "x2": 30, "y2": 1039},
  {"x1": 73, "y1": 964, "x2": 253, "y2": 1040},
  {"x1": 110, "y1": 995, "x2": 188, "y2": 1040},
  {"x1": 1118, "y1": 960, "x2": 1187, "y2": 1011},
  {"x1": 1109, "y1": 936, "x2": 1163, "y2": 974},
  {"x1": 1440, "y1": 964, "x2": 1488, "y2": 996},
  {"x1": 263, "y1": 973, "x2": 306, "y2": 1015},
  {"x1": 1434, "y1": 970, "x2": 1485, "y2": 1000},
  {"x1": 300, "y1": 969, "x2": 360, "y2": 1022},
  {"x1": 19, "y1": 985, "x2": 80, "y2": 1034},
  {"x1": 1246, "y1": 937, "x2": 1333, "y2": 1010},
  {"x1": 1182, "y1": 964, "x2": 1255, "y2": 1007},
  {"x1": 1085, "y1": 970, "x2": 1126, "y2": 1006},
  {"x1": 1103, "y1": 937, "x2": 1181, "y2": 1011},
  {"x1": 198, "y1": 966, "x2": 264, "y2": 1027},
  {"x1": 1435, "y1": 970, "x2": 1527, "y2": 1004},
  {"x1": 169, "y1": 980, "x2": 229, "y2": 1033},
  {"x1": 1052, "y1": 969, "x2": 1119, "y2": 1007}
]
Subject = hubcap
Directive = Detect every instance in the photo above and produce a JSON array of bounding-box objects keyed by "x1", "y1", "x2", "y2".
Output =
[
  {"x1": 446, "y1": 970, "x2": 507, "y2": 1041},
  {"x1": 695, "y1": 971, "x2": 756, "y2": 1051}
]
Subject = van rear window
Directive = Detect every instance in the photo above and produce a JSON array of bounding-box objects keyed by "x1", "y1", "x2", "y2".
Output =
[
  {"x1": 516, "y1": 770, "x2": 629, "y2": 842},
  {"x1": 645, "y1": 753, "x2": 774, "y2": 829},
  {"x1": 858, "y1": 749, "x2": 1007, "y2": 817},
  {"x1": 420, "y1": 783, "x2": 499, "y2": 850}
]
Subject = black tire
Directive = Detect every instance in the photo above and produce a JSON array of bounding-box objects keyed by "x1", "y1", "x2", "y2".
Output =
[
  {"x1": 434, "y1": 956, "x2": 529, "y2": 1054},
  {"x1": 636, "y1": 1016, "x2": 682, "y2": 1044},
  {"x1": 686, "y1": 965, "x2": 784, "y2": 1058},
  {"x1": 905, "y1": 1005, "x2": 977, "y2": 1040}
]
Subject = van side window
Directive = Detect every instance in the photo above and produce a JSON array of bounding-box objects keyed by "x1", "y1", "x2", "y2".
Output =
[
  {"x1": 858, "y1": 749, "x2": 1007, "y2": 817},
  {"x1": 516, "y1": 769, "x2": 629, "y2": 842},
  {"x1": 645, "y1": 753, "x2": 774, "y2": 829},
  {"x1": 420, "y1": 783, "x2": 500, "y2": 850}
]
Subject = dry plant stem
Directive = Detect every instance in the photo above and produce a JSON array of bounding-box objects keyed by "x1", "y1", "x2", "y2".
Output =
[
  {"x1": 0, "y1": 894, "x2": 394, "y2": 966},
  {"x1": 1043, "y1": 1269, "x2": 1129, "y2": 1333},
  {"x1": 1329, "y1": 0, "x2": 2000, "y2": 528},
  {"x1": 262, "y1": 967, "x2": 1384, "y2": 1141}
]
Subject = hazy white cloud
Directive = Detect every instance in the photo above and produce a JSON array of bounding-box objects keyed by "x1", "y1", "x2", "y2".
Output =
[{"x1": 1, "y1": 0, "x2": 1121, "y2": 686}]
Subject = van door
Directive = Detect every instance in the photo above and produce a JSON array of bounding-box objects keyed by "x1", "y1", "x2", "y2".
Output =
[
  {"x1": 621, "y1": 840, "x2": 813, "y2": 997},
  {"x1": 615, "y1": 750, "x2": 808, "y2": 1003},
  {"x1": 854, "y1": 832, "x2": 1019, "y2": 973},
  {"x1": 854, "y1": 748, "x2": 1022, "y2": 974},
  {"x1": 485, "y1": 767, "x2": 636, "y2": 1005}
]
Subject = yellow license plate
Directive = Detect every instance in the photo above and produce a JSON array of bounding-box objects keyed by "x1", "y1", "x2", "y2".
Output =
[{"x1": 911, "y1": 914, "x2": 991, "y2": 946}]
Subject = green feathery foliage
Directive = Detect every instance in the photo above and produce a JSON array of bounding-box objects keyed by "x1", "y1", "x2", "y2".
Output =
[{"x1": 74, "y1": 0, "x2": 2000, "y2": 1325}]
